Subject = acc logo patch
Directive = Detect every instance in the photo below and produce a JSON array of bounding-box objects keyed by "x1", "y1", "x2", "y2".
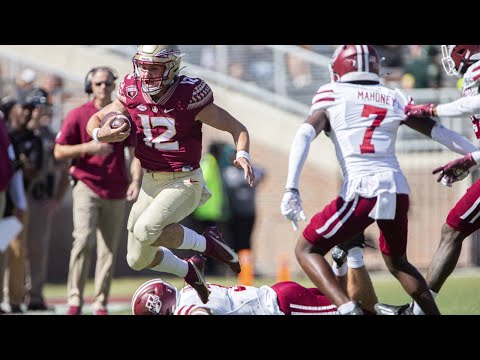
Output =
[{"x1": 126, "y1": 85, "x2": 138, "y2": 99}]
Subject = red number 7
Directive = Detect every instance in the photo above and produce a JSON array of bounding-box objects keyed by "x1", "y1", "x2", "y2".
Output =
[{"x1": 360, "y1": 105, "x2": 388, "y2": 154}]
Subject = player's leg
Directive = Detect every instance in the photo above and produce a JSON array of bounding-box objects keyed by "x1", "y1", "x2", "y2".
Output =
[
  {"x1": 409, "y1": 182, "x2": 480, "y2": 314},
  {"x1": 331, "y1": 234, "x2": 378, "y2": 313},
  {"x1": 377, "y1": 194, "x2": 440, "y2": 315},
  {"x1": 296, "y1": 195, "x2": 375, "y2": 314},
  {"x1": 271, "y1": 281, "x2": 338, "y2": 315},
  {"x1": 427, "y1": 180, "x2": 480, "y2": 293},
  {"x1": 134, "y1": 170, "x2": 240, "y2": 273}
]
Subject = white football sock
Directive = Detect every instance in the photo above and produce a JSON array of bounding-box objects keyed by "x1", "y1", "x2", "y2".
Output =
[
  {"x1": 151, "y1": 247, "x2": 188, "y2": 277},
  {"x1": 347, "y1": 247, "x2": 364, "y2": 269},
  {"x1": 177, "y1": 225, "x2": 206, "y2": 252}
]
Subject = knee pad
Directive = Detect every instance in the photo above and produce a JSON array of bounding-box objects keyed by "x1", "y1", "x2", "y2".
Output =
[{"x1": 133, "y1": 216, "x2": 163, "y2": 246}]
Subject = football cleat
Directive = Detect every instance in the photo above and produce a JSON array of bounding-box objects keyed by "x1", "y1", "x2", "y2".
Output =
[
  {"x1": 184, "y1": 254, "x2": 210, "y2": 304},
  {"x1": 203, "y1": 226, "x2": 241, "y2": 274},
  {"x1": 374, "y1": 302, "x2": 414, "y2": 315},
  {"x1": 331, "y1": 233, "x2": 370, "y2": 268}
]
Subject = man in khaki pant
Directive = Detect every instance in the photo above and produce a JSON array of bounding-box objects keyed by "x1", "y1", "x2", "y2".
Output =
[{"x1": 54, "y1": 67, "x2": 142, "y2": 315}]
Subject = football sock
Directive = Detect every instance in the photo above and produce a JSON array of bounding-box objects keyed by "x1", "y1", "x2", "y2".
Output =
[
  {"x1": 152, "y1": 247, "x2": 188, "y2": 277},
  {"x1": 347, "y1": 247, "x2": 364, "y2": 268},
  {"x1": 178, "y1": 225, "x2": 206, "y2": 252}
]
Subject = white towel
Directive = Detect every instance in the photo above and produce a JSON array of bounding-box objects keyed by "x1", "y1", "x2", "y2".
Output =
[{"x1": 369, "y1": 191, "x2": 397, "y2": 220}]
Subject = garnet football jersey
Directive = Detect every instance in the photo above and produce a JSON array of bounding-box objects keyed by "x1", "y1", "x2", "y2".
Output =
[{"x1": 117, "y1": 74, "x2": 214, "y2": 172}]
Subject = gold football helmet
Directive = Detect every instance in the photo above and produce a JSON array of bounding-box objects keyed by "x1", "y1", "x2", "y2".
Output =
[{"x1": 133, "y1": 45, "x2": 183, "y2": 95}]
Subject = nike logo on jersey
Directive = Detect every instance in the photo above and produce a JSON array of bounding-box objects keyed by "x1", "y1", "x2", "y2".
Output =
[{"x1": 164, "y1": 108, "x2": 175, "y2": 113}]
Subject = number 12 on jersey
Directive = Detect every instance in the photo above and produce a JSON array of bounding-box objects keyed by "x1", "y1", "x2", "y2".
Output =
[{"x1": 359, "y1": 105, "x2": 387, "y2": 154}]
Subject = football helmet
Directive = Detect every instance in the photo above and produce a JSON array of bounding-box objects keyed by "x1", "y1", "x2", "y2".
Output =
[
  {"x1": 133, "y1": 45, "x2": 183, "y2": 95},
  {"x1": 131, "y1": 278, "x2": 178, "y2": 315},
  {"x1": 441, "y1": 45, "x2": 480, "y2": 77},
  {"x1": 329, "y1": 45, "x2": 380, "y2": 83}
]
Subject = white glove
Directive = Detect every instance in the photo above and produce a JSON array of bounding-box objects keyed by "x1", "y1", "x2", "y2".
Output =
[{"x1": 281, "y1": 189, "x2": 307, "y2": 231}]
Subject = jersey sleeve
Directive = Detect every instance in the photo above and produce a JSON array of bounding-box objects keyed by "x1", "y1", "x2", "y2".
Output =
[
  {"x1": 116, "y1": 73, "x2": 136, "y2": 106},
  {"x1": 187, "y1": 79, "x2": 214, "y2": 117},
  {"x1": 310, "y1": 83, "x2": 335, "y2": 115}
]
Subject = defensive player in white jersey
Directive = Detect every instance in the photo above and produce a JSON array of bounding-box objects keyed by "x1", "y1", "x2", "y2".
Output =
[
  {"x1": 132, "y1": 240, "x2": 379, "y2": 316},
  {"x1": 388, "y1": 45, "x2": 480, "y2": 315},
  {"x1": 281, "y1": 45, "x2": 479, "y2": 315}
]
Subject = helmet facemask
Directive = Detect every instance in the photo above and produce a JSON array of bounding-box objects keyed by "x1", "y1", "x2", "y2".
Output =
[{"x1": 441, "y1": 45, "x2": 480, "y2": 78}]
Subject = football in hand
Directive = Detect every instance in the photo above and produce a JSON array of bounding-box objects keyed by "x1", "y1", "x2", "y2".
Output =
[{"x1": 100, "y1": 112, "x2": 131, "y2": 132}]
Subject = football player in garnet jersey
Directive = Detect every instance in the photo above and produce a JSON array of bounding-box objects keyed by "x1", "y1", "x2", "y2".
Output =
[
  {"x1": 86, "y1": 45, "x2": 255, "y2": 304},
  {"x1": 387, "y1": 45, "x2": 480, "y2": 315},
  {"x1": 131, "y1": 243, "x2": 378, "y2": 316},
  {"x1": 281, "y1": 45, "x2": 479, "y2": 315}
]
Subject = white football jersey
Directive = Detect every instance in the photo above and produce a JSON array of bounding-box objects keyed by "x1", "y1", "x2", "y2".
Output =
[
  {"x1": 462, "y1": 60, "x2": 480, "y2": 138},
  {"x1": 174, "y1": 284, "x2": 283, "y2": 315},
  {"x1": 462, "y1": 59, "x2": 480, "y2": 96},
  {"x1": 311, "y1": 81, "x2": 410, "y2": 201}
]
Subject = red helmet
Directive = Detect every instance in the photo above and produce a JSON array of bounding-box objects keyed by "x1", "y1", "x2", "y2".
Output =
[
  {"x1": 131, "y1": 279, "x2": 178, "y2": 315},
  {"x1": 329, "y1": 45, "x2": 380, "y2": 83},
  {"x1": 441, "y1": 45, "x2": 480, "y2": 77}
]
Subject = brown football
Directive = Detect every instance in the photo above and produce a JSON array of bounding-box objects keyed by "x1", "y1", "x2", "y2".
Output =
[{"x1": 100, "y1": 112, "x2": 131, "y2": 132}]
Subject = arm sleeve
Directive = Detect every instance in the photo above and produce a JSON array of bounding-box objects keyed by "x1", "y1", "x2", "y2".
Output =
[
  {"x1": 436, "y1": 95, "x2": 480, "y2": 117},
  {"x1": 285, "y1": 123, "x2": 317, "y2": 189},
  {"x1": 431, "y1": 122, "x2": 479, "y2": 155},
  {"x1": 9, "y1": 169, "x2": 27, "y2": 210}
]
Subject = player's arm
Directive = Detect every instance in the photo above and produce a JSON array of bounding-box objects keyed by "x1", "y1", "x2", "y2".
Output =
[
  {"x1": 404, "y1": 116, "x2": 478, "y2": 155},
  {"x1": 286, "y1": 110, "x2": 329, "y2": 190},
  {"x1": 86, "y1": 98, "x2": 130, "y2": 143},
  {"x1": 197, "y1": 103, "x2": 255, "y2": 187},
  {"x1": 405, "y1": 94, "x2": 480, "y2": 118},
  {"x1": 281, "y1": 110, "x2": 329, "y2": 230}
]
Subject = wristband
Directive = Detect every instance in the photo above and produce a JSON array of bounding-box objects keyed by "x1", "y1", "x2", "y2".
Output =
[
  {"x1": 236, "y1": 150, "x2": 250, "y2": 162},
  {"x1": 92, "y1": 128, "x2": 101, "y2": 143}
]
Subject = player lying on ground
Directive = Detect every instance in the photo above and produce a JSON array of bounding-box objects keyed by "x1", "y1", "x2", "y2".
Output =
[{"x1": 132, "y1": 234, "x2": 379, "y2": 315}]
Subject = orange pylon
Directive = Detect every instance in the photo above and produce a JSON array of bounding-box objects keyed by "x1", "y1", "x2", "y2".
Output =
[
  {"x1": 277, "y1": 252, "x2": 291, "y2": 282},
  {"x1": 237, "y1": 249, "x2": 254, "y2": 286}
]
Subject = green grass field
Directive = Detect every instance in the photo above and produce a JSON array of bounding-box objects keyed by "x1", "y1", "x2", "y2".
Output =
[{"x1": 43, "y1": 268, "x2": 480, "y2": 315}]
